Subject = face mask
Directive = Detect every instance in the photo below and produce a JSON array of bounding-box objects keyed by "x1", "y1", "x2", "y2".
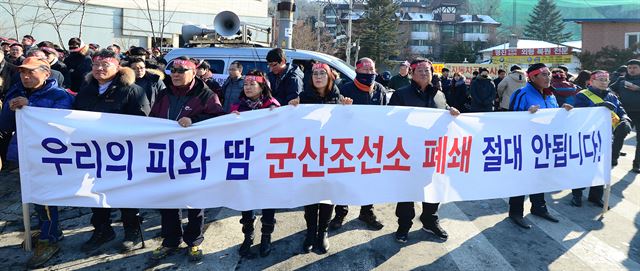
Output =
[
  {"x1": 355, "y1": 73, "x2": 376, "y2": 87},
  {"x1": 481, "y1": 74, "x2": 488, "y2": 78},
  {"x1": 552, "y1": 75, "x2": 562, "y2": 79}
]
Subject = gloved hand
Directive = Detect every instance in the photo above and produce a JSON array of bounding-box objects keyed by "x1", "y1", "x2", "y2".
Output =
[
  {"x1": 619, "y1": 119, "x2": 633, "y2": 134},
  {"x1": 595, "y1": 101, "x2": 616, "y2": 111}
]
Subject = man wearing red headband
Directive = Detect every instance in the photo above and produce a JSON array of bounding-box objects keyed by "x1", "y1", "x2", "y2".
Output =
[
  {"x1": 389, "y1": 58, "x2": 460, "y2": 243},
  {"x1": 570, "y1": 70, "x2": 631, "y2": 208},
  {"x1": 327, "y1": 57, "x2": 387, "y2": 232},
  {"x1": 507, "y1": 63, "x2": 573, "y2": 229},
  {"x1": 73, "y1": 49, "x2": 150, "y2": 253}
]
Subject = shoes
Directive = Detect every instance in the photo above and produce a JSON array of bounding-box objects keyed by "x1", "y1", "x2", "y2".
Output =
[
  {"x1": 81, "y1": 226, "x2": 115, "y2": 251},
  {"x1": 395, "y1": 231, "x2": 408, "y2": 243},
  {"x1": 315, "y1": 232, "x2": 329, "y2": 254},
  {"x1": 509, "y1": 215, "x2": 531, "y2": 229},
  {"x1": 151, "y1": 246, "x2": 179, "y2": 260},
  {"x1": 422, "y1": 222, "x2": 448, "y2": 240},
  {"x1": 302, "y1": 233, "x2": 315, "y2": 253},
  {"x1": 633, "y1": 164, "x2": 640, "y2": 173},
  {"x1": 187, "y1": 245, "x2": 203, "y2": 262},
  {"x1": 259, "y1": 235, "x2": 272, "y2": 257},
  {"x1": 328, "y1": 215, "x2": 345, "y2": 231},
  {"x1": 238, "y1": 233, "x2": 254, "y2": 257},
  {"x1": 358, "y1": 214, "x2": 384, "y2": 231},
  {"x1": 532, "y1": 211, "x2": 559, "y2": 223},
  {"x1": 570, "y1": 197, "x2": 583, "y2": 207},
  {"x1": 121, "y1": 228, "x2": 143, "y2": 251},
  {"x1": 27, "y1": 240, "x2": 60, "y2": 268}
]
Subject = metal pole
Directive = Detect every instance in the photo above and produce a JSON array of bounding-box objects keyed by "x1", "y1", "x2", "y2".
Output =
[
  {"x1": 600, "y1": 184, "x2": 611, "y2": 219},
  {"x1": 277, "y1": 0, "x2": 296, "y2": 49},
  {"x1": 22, "y1": 203, "x2": 32, "y2": 251},
  {"x1": 353, "y1": 38, "x2": 360, "y2": 63},
  {"x1": 317, "y1": 8, "x2": 322, "y2": 51},
  {"x1": 345, "y1": 0, "x2": 353, "y2": 65}
]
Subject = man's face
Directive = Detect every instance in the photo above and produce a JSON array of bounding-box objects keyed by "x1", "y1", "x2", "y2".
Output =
[
  {"x1": 228, "y1": 64, "x2": 242, "y2": 78},
  {"x1": 590, "y1": 76, "x2": 610, "y2": 90},
  {"x1": 19, "y1": 67, "x2": 49, "y2": 89},
  {"x1": 412, "y1": 63, "x2": 432, "y2": 86},
  {"x1": 628, "y1": 64, "x2": 640, "y2": 77},
  {"x1": 268, "y1": 60, "x2": 286, "y2": 75},
  {"x1": 356, "y1": 59, "x2": 376, "y2": 74},
  {"x1": 399, "y1": 65, "x2": 409, "y2": 76},
  {"x1": 10, "y1": 46, "x2": 23, "y2": 58},
  {"x1": 442, "y1": 71, "x2": 449, "y2": 77},
  {"x1": 195, "y1": 68, "x2": 207, "y2": 77},
  {"x1": 499, "y1": 72, "x2": 506, "y2": 79},
  {"x1": 22, "y1": 38, "x2": 33, "y2": 46},
  {"x1": 531, "y1": 67, "x2": 551, "y2": 89},
  {"x1": 1, "y1": 44, "x2": 9, "y2": 53},
  {"x1": 170, "y1": 65, "x2": 196, "y2": 86},
  {"x1": 130, "y1": 62, "x2": 146, "y2": 78},
  {"x1": 91, "y1": 59, "x2": 119, "y2": 82}
]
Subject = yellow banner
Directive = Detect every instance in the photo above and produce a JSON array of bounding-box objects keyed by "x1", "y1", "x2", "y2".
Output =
[{"x1": 492, "y1": 55, "x2": 573, "y2": 65}]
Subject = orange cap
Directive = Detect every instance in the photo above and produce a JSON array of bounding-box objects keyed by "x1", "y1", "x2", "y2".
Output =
[{"x1": 18, "y1": 57, "x2": 50, "y2": 70}]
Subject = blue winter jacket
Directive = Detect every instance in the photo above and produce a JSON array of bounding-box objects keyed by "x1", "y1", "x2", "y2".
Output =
[
  {"x1": 0, "y1": 79, "x2": 74, "y2": 161},
  {"x1": 509, "y1": 82, "x2": 559, "y2": 111},
  {"x1": 267, "y1": 63, "x2": 304, "y2": 106},
  {"x1": 573, "y1": 86, "x2": 627, "y2": 119}
]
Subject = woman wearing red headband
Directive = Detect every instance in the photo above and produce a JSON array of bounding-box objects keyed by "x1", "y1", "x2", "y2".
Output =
[
  {"x1": 289, "y1": 62, "x2": 352, "y2": 254},
  {"x1": 150, "y1": 56, "x2": 225, "y2": 262},
  {"x1": 230, "y1": 70, "x2": 280, "y2": 258}
]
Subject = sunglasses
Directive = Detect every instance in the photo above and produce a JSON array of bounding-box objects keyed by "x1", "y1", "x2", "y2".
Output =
[{"x1": 170, "y1": 68, "x2": 191, "y2": 74}]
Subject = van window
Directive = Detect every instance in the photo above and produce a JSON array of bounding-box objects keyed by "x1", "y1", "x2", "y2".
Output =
[
  {"x1": 203, "y1": 59, "x2": 225, "y2": 74},
  {"x1": 236, "y1": 61, "x2": 268, "y2": 75}
]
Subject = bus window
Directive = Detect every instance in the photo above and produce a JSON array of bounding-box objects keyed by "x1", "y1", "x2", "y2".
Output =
[{"x1": 236, "y1": 61, "x2": 268, "y2": 75}]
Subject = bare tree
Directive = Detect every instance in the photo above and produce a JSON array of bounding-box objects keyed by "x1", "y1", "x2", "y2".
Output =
[
  {"x1": 42, "y1": 0, "x2": 82, "y2": 50},
  {"x1": 78, "y1": 0, "x2": 90, "y2": 38},
  {"x1": 156, "y1": 0, "x2": 177, "y2": 47},
  {"x1": 133, "y1": 0, "x2": 156, "y2": 44},
  {"x1": 292, "y1": 20, "x2": 335, "y2": 55},
  {"x1": 28, "y1": 5, "x2": 43, "y2": 35},
  {"x1": 0, "y1": 0, "x2": 32, "y2": 39}
]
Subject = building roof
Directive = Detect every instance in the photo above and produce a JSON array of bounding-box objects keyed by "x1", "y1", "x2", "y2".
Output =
[
  {"x1": 561, "y1": 40, "x2": 582, "y2": 49},
  {"x1": 564, "y1": 18, "x2": 640, "y2": 23},
  {"x1": 459, "y1": 15, "x2": 500, "y2": 25},
  {"x1": 479, "y1": 39, "x2": 577, "y2": 53},
  {"x1": 395, "y1": 12, "x2": 499, "y2": 24},
  {"x1": 396, "y1": 12, "x2": 435, "y2": 22}
]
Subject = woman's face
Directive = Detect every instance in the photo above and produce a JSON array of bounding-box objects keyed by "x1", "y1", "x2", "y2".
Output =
[
  {"x1": 243, "y1": 80, "x2": 262, "y2": 99},
  {"x1": 312, "y1": 68, "x2": 329, "y2": 90}
]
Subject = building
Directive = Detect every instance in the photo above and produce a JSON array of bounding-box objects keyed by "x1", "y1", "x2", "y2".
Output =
[
  {"x1": 319, "y1": 0, "x2": 500, "y2": 60},
  {"x1": 0, "y1": 0, "x2": 270, "y2": 49},
  {"x1": 563, "y1": 18, "x2": 640, "y2": 53}
]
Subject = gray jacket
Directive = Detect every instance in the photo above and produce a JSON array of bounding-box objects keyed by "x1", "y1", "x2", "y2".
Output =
[{"x1": 222, "y1": 76, "x2": 244, "y2": 113}]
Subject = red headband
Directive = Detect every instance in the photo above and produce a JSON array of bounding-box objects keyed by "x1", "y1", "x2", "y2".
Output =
[
  {"x1": 245, "y1": 75, "x2": 265, "y2": 83},
  {"x1": 356, "y1": 61, "x2": 374, "y2": 70},
  {"x1": 92, "y1": 56, "x2": 119, "y2": 66},
  {"x1": 527, "y1": 67, "x2": 549, "y2": 78},
  {"x1": 591, "y1": 71, "x2": 609, "y2": 80},
  {"x1": 410, "y1": 61, "x2": 432, "y2": 70},
  {"x1": 313, "y1": 63, "x2": 331, "y2": 72},
  {"x1": 173, "y1": 59, "x2": 196, "y2": 70}
]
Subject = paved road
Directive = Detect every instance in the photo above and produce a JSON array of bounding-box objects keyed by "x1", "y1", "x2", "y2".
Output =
[{"x1": 1, "y1": 135, "x2": 639, "y2": 270}]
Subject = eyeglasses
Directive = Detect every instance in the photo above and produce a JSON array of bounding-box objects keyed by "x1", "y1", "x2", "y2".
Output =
[
  {"x1": 92, "y1": 62, "x2": 114, "y2": 69},
  {"x1": 312, "y1": 71, "x2": 328, "y2": 77},
  {"x1": 594, "y1": 78, "x2": 610, "y2": 83},
  {"x1": 170, "y1": 68, "x2": 191, "y2": 74}
]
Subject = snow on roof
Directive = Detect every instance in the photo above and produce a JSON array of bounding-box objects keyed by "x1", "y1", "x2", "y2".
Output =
[
  {"x1": 480, "y1": 39, "x2": 570, "y2": 53},
  {"x1": 459, "y1": 15, "x2": 500, "y2": 24},
  {"x1": 561, "y1": 40, "x2": 582, "y2": 49}
]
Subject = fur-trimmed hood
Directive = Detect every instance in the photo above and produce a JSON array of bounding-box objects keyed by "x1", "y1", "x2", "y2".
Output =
[
  {"x1": 85, "y1": 66, "x2": 136, "y2": 86},
  {"x1": 146, "y1": 68, "x2": 165, "y2": 80}
]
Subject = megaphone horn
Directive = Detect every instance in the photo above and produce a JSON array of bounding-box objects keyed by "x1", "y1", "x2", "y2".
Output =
[
  {"x1": 181, "y1": 23, "x2": 217, "y2": 41},
  {"x1": 214, "y1": 11, "x2": 241, "y2": 37}
]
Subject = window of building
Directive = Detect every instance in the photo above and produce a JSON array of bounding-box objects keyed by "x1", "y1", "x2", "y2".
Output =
[
  {"x1": 441, "y1": 25, "x2": 455, "y2": 40},
  {"x1": 411, "y1": 23, "x2": 435, "y2": 32},
  {"x1": 411, "y1": 40, "x2": 430, "y2": 46},
  {"x1": 626, "y1": 32, "x2": 640, "y2": 49},
  {"x1": 464, "y1": 24, "x2": 486, "y2": 33}
]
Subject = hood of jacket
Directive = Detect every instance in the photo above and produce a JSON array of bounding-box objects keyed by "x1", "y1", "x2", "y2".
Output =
[
  {"x1": 507, "y1": 70, "x2": 526, "y2": 83},
  {"x1": 85, "y1": 66, "x2": 136, "y2": 87}
]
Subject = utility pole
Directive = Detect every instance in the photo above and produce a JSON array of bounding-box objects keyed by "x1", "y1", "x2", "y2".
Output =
[
  {"x1": 316, "y1": 6, "x2": 325, "y2": 51},
  {"x1": 345, "y1": 0, "x2": 353, "y2": 65},
  {"x1": 277, "y1": 0, "x2": 296, "y2": 49}
]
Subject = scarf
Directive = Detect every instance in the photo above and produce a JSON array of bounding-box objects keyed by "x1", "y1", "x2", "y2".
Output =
[{"x1": 354, "y1": 73, "x2": 376, "y2": 92}]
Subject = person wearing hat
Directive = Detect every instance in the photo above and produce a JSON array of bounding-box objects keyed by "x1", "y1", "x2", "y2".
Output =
[
  {"x1": 8, "y1": 43, "x2": 24, "y2": 65},
  {"x1": 389, "y1": 58, "x2": 460, "y2": 243},
  {"x1": 1, "y1": 40, "x2": 12, "y2": 55},
  {"x1": 0, "y1": 56, "x2": 74, "y2": 268},
  {"x1": 469, "y1": 67, "x2": 496, "y2": 112},
  {"x1": 64, "y1": 38, "x2": 92, "y2": 92},
  {"x1": 557, "y1": 65, "x2": 573, "y2": 81},
  {"x1": 40, "y1": 46, "x2": 69, "y2": 82},
  {"x1": 611, "y1": 59, "x2": 640, "y2": 172},
  {"x1": 507, "y1": 63, "x2": 573, "y2": 229},
  {"x1": 389, "y1": 61, "x2": 411, "y2": 91},
  {"x1": 149, "y1": 56, "x2": 224, "y2": 262},
  {"x1": 26, "y1": 49, "x2": 65, "y2": 88},
  {"x1": 73, "y1": 49, "x2": 150, "y2": 253},
  {"x1": 325, "y1": 57, "x2": 386, "y2": 232}
]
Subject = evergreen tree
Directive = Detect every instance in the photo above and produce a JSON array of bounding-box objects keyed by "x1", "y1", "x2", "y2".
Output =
[
  {"x1": 523, "y1": 0, "x2": 572, "y2": 43},
  {"x1": 355, "y1": 0, "x2": 400, "y2": 67}
]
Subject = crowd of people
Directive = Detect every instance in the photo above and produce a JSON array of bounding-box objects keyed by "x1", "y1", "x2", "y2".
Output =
[{"x1": 0, "y1": 34, "x2": 639, "y2": 268}]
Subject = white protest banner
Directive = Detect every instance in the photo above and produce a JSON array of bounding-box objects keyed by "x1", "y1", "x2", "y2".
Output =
[{"x1": 17, "y1": 105, "x2": 611, "y2": 210}]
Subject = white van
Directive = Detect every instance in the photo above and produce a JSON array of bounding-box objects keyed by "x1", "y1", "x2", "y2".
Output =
[{"x1": 163, "y1": 47, "x2": 356, "y2": 86}]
